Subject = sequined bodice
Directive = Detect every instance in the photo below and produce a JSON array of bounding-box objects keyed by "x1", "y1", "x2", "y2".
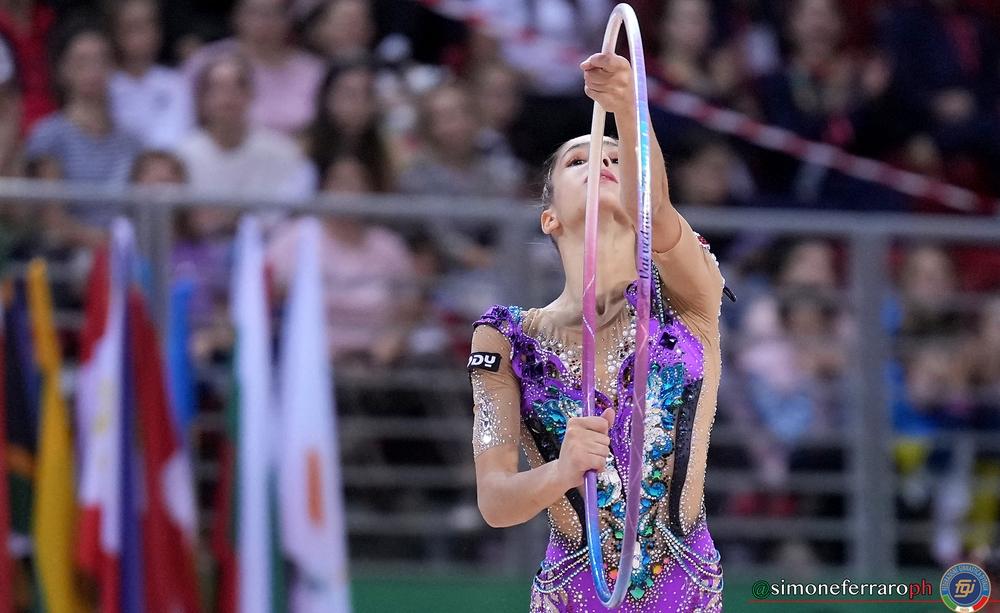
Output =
[{"x1": 474, "y1": 279, "x2": 709, "y2": 599}]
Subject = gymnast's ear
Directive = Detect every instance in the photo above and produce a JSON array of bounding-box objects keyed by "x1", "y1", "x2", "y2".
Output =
[{"x1": 540, "y1": 206, "x2": 561, "y2": 236}]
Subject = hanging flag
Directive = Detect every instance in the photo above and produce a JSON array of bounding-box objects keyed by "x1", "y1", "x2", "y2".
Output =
[
  {"x1": 128, "y1": 283, "x2": 200, "y2": 613},
  {"x1": 278, "y1": 218, "x2": 351, "y2": 613},
  {"x1": 3, "y1": 279, "x2": 38, "y2": 611},
  {"x1": 75, "y1": 221, "x2": 131, "y2": 613},
  {"x1": 118, "y1": 267, "x2": 144, "y2": 613},
  {"x1": 213, "y1": 216, "x2": 285, "y2": 613},
  {"x1": 0, "y1": 288, "x2": 12, "y2": 613},
  {"x1": 3, "y1": 280, "x2": 37, "y2": 550},
  {"x1": 166, "y1": 278, "x2": 196, "y2": 436},
  {"x1": 27, "y1": 260, "x2": 85, "y2": 613}
]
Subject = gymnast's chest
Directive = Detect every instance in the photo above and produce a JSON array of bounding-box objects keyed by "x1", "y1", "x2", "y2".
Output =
[{"x1": 512, "y1": 314, "x2": 705, "y2": 453}]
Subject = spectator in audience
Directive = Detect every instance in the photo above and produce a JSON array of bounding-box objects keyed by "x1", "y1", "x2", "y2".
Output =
[
  {"x1": 894, "y1": 321, "x2": 977, "y2": 566},
  {"x1": 656, "y1": 0, "x2": 742, "y2": 104},
  {"x1": 667, "y1": 133, "x2": 764, "y2": 263},
  {"x1": 903, "y1": 340, "x2": 973, "y2": 427},
  {"x1": 892, "y1": 278, "x2": 1000, "y2": 569},
  {"x1": 175, "y1": 52, "x2": 316, "y2": 203},
  {"x1": 399, "y1": 82, "x2": 523, "y2": 198},
  {"x1": 465, "y1": 0, "x2": 611, "y2": 165},
  {"x1": 964, "y1": 296, "x2": 1000, "y2": 426},
  {"x1": 714, "y1": 0, "x2": 783, "y2": 80},
  {"x1": 470, "y1": 0, "x2": 609, "y2": 97},
  {"x1": 0, "y1": 0, "x2": 55, "y2": 133},
  {"x1": 647, "y1": 0, "x2": 739, "y2": 162},
  {"x1": 130, "y1": 148, "x2": 185, "y2": 184},
  {"x1": 302, "y1": 0, "x2": 375, "y2": 62},
  {"x1": 132, "y1": 150, "x2": 236, "y2": 361},
  {"x1": 891, "y1": 244, "x2": 967, "y2": 341},
  {"x1": 0, "y1": 67, "x2": 37, "y2": 270},
  {"x1": 753, "y1": 0, "x2": 904, "y2": 207},
  {"x1": 306, "y1": 58, "x2": 392, "y2": 192},
  {"x1": 892, "y1": 245, "x2": 974, "y2": 427},
  {"x1": 398, "y1": 82, "x2": 524, "y2": 275},
  {"x1": 109, "y1": 0, "x2": 193, "y2": 149},
  {"x1": 729, "y1": 240, "x2": 849, "y2": 525},
  {"x1": 267, "y1": 154, "x2": 419, "y2": 365},
  {"x1": 0, "y1": 30, "x2": 21, "y2": 175},
  {"x1": 469, "y1": 61, "x2": 523, "y2": 160},
  {"x1": 670, "y1": 135, "x2": 753, "y2": 208},
  {"x1": 183, "y1": 0, "x2": 324, "y2": 135},
  {"x1": 25, "y1": 25, "x2": 141, "y2": 244},
  {"x1": 739, "y1": 288, "x2": 844, "y2": 436},
  {"x1": 886, "y1": 244, "x2": 975, "y2": 559},
  {"x1": 880, "y1": 0, "x2": 1000, "y2": 196},
  {"x1": 26, "y1": 26, "x2": 140, "y2": 187},
  {"x1": 775, "y1": 238, "x2": 840, "y2": 289},
  {"x1": 887, "y1": 246, "x2": 967, "y2": 497}
]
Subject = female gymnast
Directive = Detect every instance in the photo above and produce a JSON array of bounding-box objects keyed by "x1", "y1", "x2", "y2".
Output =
[{"x1": 468, "y1": 50, "x2": 730, "y2": 612}]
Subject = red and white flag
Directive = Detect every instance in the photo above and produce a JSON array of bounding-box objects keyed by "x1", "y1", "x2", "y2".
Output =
[
  {"x1": 128, "y1": 286, "x2": 200, "y2": 613},
  {"x1": 75, "y1": 221, "x2": 130, "y2": 613}
]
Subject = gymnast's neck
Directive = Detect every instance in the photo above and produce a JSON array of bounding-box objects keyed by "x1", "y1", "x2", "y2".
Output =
[{"x1": 542, "y1": 221, "x2": 637, "y2": 327}]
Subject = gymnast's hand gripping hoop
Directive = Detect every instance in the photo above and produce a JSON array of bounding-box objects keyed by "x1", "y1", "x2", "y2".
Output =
[{"x1": 581, "y1": 4, "x2": 652, "y2": 609}]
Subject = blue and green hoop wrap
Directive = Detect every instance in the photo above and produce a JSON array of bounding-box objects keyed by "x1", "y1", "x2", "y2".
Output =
[{"x1": 581, "y1": 3, "x2": 654, "y2": 609}]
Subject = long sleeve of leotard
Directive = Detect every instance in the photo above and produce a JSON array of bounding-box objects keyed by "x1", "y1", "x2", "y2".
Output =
[{"x1": 468, "y1": 324, "x2": 522, "y2": 459}]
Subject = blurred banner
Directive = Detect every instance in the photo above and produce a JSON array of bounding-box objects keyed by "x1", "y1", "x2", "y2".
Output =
[
  {"x1": 214, "y1": 216, "x2": 282, "y2": 613},
  {"x1": 278, "y1": 218, "x2": 351, "y2": 612},
  {"x1": 28, "y1": 259, "x2": 85, "y2": 613},
  {"x1": 74, "y1": 220, "x2": 200, "y2": 613}
]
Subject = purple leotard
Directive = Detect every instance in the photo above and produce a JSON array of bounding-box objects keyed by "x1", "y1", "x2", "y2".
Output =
[{"x1": 469, "y1": 214, "x2": 726, "y2": 612}]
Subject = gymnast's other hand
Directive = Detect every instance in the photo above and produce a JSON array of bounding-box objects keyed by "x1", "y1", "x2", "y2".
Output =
[
  {"x1": 555, "y1": 408, "x2": 615, "y2": 489},
  {"x1": 581, "y1": 52, "x2": 633, "y2": 115}
]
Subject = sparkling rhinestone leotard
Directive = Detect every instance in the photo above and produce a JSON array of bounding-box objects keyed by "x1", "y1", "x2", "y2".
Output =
[{"x1": 468, "y1": 213, "x2": 726, "y2": 612}]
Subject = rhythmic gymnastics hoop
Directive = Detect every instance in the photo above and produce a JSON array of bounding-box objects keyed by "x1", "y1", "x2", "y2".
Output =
[{"x1": 581, "y1": 3, "x2": 652, "y2": 609}]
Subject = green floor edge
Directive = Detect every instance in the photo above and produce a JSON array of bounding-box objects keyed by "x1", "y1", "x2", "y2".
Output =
[{"x1": 351, "y1": 574, "x2": 951, "y2": 612}]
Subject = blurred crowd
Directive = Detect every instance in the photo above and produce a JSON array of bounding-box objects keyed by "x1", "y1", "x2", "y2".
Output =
[
  {"x1": 0, "y1": 0, "x2": 997, "y2": 572},
  {"x1": 716, "y1": 238, "x2": 1000, "y2": 570}
]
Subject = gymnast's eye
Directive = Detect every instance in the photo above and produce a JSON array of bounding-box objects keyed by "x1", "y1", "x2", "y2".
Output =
[
  {"x1": 567, "y1": 158, "x2": 586, "y2": 167},
  {"x1": 610, "y1": 156, "x2": 619, "y2": 164}
]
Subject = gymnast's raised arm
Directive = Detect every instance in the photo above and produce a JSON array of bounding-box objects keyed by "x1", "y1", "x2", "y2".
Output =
[
  {"x1": 580, "y1": 51, "x2": 682, "y2": 254},
  {"x1": 582, "y1": 51, "x2": 725, "y2": 322}
]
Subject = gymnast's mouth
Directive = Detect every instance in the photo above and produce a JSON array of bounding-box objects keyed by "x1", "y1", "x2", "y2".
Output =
[{"x1": 586, "y1": 169, "x2": 619, "y2": 184}]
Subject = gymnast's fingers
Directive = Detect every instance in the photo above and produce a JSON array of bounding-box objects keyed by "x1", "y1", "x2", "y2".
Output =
[
  {"x1": 585, "y1": 441, "x2": 611, "y2": 458},
  {"x1": 586, "y1": 52, "x2": 614, "y2": 70},
  {"x1": 609, "y1": 54, "x2": 631, "y2": 71},
  {"x1": 584, "y1": 85, "x2": 610, "y2": 100},
  {"x1": 584, "y1": 69, "x2": 611, "y2": 86}
]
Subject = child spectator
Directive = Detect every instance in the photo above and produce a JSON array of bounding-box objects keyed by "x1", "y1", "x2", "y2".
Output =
[{"x1": 109, "y1": 0, "x2": 193, "y2": 149}]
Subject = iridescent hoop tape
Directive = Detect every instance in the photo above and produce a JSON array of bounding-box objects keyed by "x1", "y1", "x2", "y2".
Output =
[{"x1": 581, "y1": 3, "x2": 652, "y2": 609}]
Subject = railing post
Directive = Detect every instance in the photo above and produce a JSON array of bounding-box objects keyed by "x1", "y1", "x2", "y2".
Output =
[
  {"x1": 132, "y1": 198, "x2": 173, "y2": 333},
  {"x1": 847, "y1": 233, "x2": 895, "y2": 576},
  {"x1": 151, "y1": 204, "x2": 174, "y2": 335}
]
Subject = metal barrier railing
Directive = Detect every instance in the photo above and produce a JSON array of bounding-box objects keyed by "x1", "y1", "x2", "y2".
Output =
[{"x1": 2, "y1": 179, "x2": 999, "y2": 580}]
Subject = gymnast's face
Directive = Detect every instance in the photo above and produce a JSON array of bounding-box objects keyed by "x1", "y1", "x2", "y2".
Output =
[{"x1": 540, "y1": 135, "x2": 626, "y2": 244}]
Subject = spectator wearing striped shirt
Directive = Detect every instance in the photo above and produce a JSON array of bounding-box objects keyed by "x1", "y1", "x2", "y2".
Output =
[{"x1": 24, "y1": 24, "x2": 141, "y2": 246}]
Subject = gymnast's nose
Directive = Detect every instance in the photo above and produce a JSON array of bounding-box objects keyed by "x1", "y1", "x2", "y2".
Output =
[{"x1": 602, "y1": 154, "x2": 612, "y2": 167}]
